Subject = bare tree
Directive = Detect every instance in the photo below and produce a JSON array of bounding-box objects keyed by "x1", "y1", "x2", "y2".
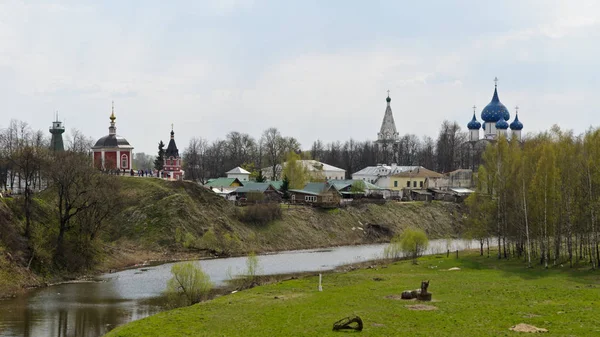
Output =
[
  {"x1": 67, "y1": 128, "x2": 94, "y2": 155},
  {"x1": 183, "y1": 137, "x2": 209, "y2": 183}
]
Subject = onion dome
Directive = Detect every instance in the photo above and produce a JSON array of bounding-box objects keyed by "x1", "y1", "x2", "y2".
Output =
[
  {"x1": 91, "y1": 102, "x2": 132, "y2": 149},
  {"x1": 481, "y1": 79, "x2": 510, "y2": 123},
  {"x1": 165, "y1": 127, "x2": 179, "y2": 158},
  {"x1": 510, "y1": 111, "x2": 523, "y2": 131},
  {"x1": 467, "y1": 113, "x2": 481, "y2": 130},
  {"x1": 496, "y1": 115, "x2": 509, "y2": 130}
]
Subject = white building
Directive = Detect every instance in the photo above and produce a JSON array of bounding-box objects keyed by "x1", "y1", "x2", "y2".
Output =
[
  {"x1": 226, "y1": 167, "x2": 251, "y2": 181},
  {"x1": 352, "y1": 164, "x2": 420, "y2": 189},
  {"x1": 262, "y1": 160, "x2": 346, "y2": 181}
]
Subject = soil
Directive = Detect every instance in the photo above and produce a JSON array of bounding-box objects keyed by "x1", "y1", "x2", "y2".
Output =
[
  {"x1": 405, "y1": 304, "x2": 438, "y2": 311},
  {"x1": 509, "y1": 323, "x2": 548, "y2": 333}
]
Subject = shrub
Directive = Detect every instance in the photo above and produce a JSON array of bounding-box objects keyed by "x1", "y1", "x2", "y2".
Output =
[
  {"x1": 226, "y1": 251, "x2": 263, "y2": 289},
  {"x1": 245, "y1": 251, "x2": 261, "y2": 281},
  {"x1": 164, "y1": 262, "x2": 212, "y2": 307},
  {"x1": 384, "y1": 228, "x2": 429, "y2": 264},
  {"x1": 238, "y1": 204, "x2": 282, "y2": 225}
]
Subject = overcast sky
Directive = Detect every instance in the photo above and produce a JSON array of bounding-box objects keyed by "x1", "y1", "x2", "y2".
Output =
[{"x1": 1, "y1": 0, "x2": 599, "y2": 154}]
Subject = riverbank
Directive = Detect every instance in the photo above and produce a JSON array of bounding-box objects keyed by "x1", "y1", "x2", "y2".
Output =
[
  {"x1": 0, "y1": 177, "x2": 466, "y2": 299},
  {"x1": 106, "y1": 250, "x2": 600, "y2": 337}
]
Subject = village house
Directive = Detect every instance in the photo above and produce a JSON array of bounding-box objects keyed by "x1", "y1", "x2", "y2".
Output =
[
  {"x1": 288, "y1": 182, "x2": 342, "y2": 207},
  {"x1": 351, "y1": 164, "x2": 426, "y2": 198},
  {"x1": 204, "y1": 177, "x2": 243, "y2": 189},
  {"x1": 226, "y1": 166, "x2": 251, "y2": 181},
  {"x1": 390, "y1": 167, "x2": 443, "y2": 192},
  {"x1": 428, "y1": 169, "x2": 474, "y2": 189},
  {"x1": 262, "y1": 160, "x2": 346, "y2": 181},
  {"x1": 235, "y1": 182, "x2": 282, "y2": 202},
  {"x1": 328, "y1": 179, "x2": 383, "y2": 198}
]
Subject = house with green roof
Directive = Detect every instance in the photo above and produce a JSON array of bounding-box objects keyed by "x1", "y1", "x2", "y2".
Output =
[
  {"x1": 328, "y1": 179, "x2": 383, "y2": 198},
  {"x1": 204, "y1": 177, "x2": 243, "y2": 189},
  {"x1": 235, "y1": 182, "x2": 282, "y2": 202}
]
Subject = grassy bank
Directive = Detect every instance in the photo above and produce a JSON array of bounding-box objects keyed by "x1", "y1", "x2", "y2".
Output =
[
  {"x1": 112, "y1": 177, "x2": 465, "y2": 254},
  {"x1": 0, "y1": 177, "x2": 465, "y2": 298},
  {"x1": 106, "y1": 251, "x2": 600, "y2": 337}
]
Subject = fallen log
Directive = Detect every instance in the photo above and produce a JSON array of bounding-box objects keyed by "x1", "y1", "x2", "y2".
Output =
[{"x1": 333, "y1": 316, "x2": 363, "y2": 332}]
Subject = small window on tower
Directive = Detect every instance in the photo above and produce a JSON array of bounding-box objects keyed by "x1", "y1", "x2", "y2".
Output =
[{"x1": 121, "y1": 154, "x2": 128, "y2": 168}]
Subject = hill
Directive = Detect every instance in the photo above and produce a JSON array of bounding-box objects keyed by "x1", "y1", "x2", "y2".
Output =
[
  {"x1": 0, "y1": 177, "x2": 466, "y2": 297},
  {"x1": 110, "y1": 177, "x2": 465, "y2": 254}
]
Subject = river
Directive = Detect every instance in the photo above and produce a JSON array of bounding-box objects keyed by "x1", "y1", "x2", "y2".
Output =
[{"x1": 0, "y1": 239, "x2": 475, "y2": 337}]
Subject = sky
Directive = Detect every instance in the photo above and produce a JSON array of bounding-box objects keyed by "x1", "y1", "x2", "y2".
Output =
[{"x1": 1, "y1": 0, "x2": 599, "y2": 154}]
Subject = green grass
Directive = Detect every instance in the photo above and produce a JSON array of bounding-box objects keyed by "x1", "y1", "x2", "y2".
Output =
[{"x1": 106, "y1": 251, "x2": 600, "y2": 337}]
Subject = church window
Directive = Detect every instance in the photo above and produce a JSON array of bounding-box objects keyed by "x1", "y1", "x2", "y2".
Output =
[
  {"x1": 413, "y1": 181, "x2": 417, "y2": 188},
  {"x1": 394, "y1": 181, "x2": 398, "y2": 187},
  {"x1": 420, "y1": 181, "x2": 423, "y2": 188},
  {"x1": 406, "y1": 181, "x2": 410, "y2": 187},
  {"x1": 121, "y1": 154, "x2": 128, "y2": 168}
]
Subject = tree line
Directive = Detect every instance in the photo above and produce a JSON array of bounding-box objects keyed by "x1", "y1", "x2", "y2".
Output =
[
  {"x1": 466, "y1": 126, "x2": 600, "y2": 269},
  {"x1": 182, "y1": 120, "x2": 482, "y2": 183}
]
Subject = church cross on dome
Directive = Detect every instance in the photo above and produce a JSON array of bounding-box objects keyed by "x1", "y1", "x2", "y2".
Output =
[
  {"x1": 515, "y1": 105, "x2": 519, "y2": 114},
  {"x1": 494, "y1": 77, "x2": 499, "y2": 87},
  {"x1": 472, "y1": 105, "x2": 476, "y2": 114}
]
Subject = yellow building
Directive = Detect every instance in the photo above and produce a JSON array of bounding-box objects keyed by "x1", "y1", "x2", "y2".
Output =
[{"x1": 390, "y1": 167, "x2": 443, "y2": 191}]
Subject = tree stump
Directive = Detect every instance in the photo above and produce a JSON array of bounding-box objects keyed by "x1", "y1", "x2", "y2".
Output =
[
  {"x1": 333, "y1": 316, "x2": 363, "y2": 332},
  {"x1": 417, "y1": 280, "x2": 432, "y2": 301}
]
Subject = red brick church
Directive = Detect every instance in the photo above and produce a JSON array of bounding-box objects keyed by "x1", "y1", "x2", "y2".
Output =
[
  {"x1": 162, "y1": 126, "x2": 183, "y2": 180},
  {"x1": 92, "y1": 103, "x2": 134, "y2": 170}
]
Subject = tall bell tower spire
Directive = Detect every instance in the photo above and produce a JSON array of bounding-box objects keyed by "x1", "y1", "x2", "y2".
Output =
[{"x1": 377, "y1": 90, "x2": 399, "y2": 143}]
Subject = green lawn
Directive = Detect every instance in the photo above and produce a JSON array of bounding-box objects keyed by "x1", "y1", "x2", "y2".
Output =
[{"x1": 106, "y1": 252, "x2": 600, "y2": 337}]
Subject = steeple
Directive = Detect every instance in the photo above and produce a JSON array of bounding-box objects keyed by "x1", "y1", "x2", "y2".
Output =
[
  {"x1": 165, "y1": 125, "x2": 179, "y2": 158},
  {"x1": 49, "y1": 111, "x2": 65, "y2": 152},
  {"x1": 109, "y1": 101, "x2": 117, "y2": 135},
  {"x1": 377, "y1": 91, "x2": 399, "y2": 143}
]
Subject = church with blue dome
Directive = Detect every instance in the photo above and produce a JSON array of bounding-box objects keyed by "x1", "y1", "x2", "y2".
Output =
[{"x1": 467, "y1": 78, "x2": 523, "y2": 142}]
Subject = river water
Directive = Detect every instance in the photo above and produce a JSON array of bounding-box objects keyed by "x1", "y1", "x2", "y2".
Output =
[{"x1": 0, "y1": 239, "x2": 475, "y2": 337}]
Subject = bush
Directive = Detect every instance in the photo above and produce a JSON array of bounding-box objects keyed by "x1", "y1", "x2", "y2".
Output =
[
  {"x1": 238, "y1": 204, "x2": 282, "y2": 225},
  {"x1": 245, "y1": 251, "x2": 261, "y2": 281},
  {"x1": 384, "y1": 228, "x2": 429, "y2": 264},
  {"x1": 226, "y1": 251, "x2": 263, "y2": 289},
  {"x1": 164, "y1": 262, "x2": 212, "y2": 307}
]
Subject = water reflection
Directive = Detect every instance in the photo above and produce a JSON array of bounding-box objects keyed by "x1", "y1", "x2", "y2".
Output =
[{"x1": 0, "y1": 239, "x2": 474, "y2": 337}]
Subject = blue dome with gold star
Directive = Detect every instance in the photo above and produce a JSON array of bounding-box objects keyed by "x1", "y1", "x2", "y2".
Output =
[
  {"x1": 481, "y1": 85, "x2": 510, "y2": 123},
  {"x1": 496, "y1": 116, "x2": 509, "y2": 130},
  {"x1": 467, "y1": 113, "x2": 481, "y2": 130},
  {"x1": 510, "y1": 114, "x2": 523, "y2": 131}
]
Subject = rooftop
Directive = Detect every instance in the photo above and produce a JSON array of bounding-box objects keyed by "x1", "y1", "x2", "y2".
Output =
[
  {"x1": 226, "y1": 167, "x2": 251, "y2": 175},
  {"x1": 204, "y1": 177, "x2": 243, "y2": 188},
  {"x1": 352, "y1": 165, "x2": 420, "y2": 177}
]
